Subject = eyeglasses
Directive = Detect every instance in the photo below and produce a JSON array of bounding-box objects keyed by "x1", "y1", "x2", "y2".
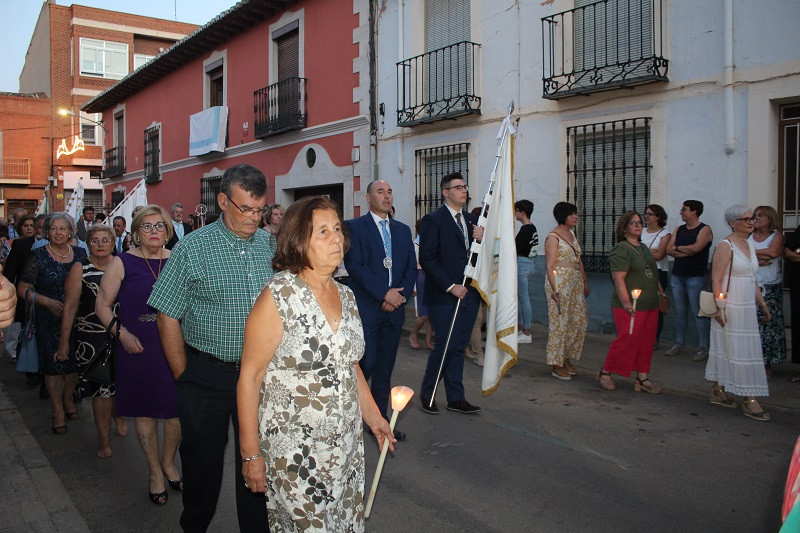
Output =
[
  {"x1": 628, "y1": 220, "x2": 644, "y2": 226},
  {"x1": 226, "y1": 195, "x2": 268, "y2": 217},
  {"x1": 446, "y1": 185, "x2": 469, "y2": 192},
  {"x1": 139, "y1": 222, "x2": 167, "y2": 233},
  {"x1": 644, "y1": 211, "x2": 655, "y2": 217},
  {"x1": 89, "y1": 237, "x2": 112, "y2": 245},
  {"x1": 734, "y1": 217, "x2": 757, "y2": 223}
]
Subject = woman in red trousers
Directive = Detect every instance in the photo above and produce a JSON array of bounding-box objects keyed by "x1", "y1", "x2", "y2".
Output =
[{"x1": 597, "y1": 211, "x2": 666, "y2": 393}]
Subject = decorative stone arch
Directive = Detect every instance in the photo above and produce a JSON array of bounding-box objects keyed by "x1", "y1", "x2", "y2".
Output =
[{"x1": 275, "y1": 143, "x2": 353, "y2": 217}]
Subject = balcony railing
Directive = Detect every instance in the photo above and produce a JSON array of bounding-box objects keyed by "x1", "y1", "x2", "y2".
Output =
[
  {"x1": 397, "y1": 41, "x2": 481, "y2": 127},
  {"x1": 541, "y1": 0, "x2": 668, "y2": 100},
  {"x1": 1, "y1": 158, "x2": 30, "y2": 182},
  {"x1": 254, "y1": 77, "x2": 307, "y2": 138},
  {"x1": 104, "y1": 146, "x2": 125, "y2": 178}
]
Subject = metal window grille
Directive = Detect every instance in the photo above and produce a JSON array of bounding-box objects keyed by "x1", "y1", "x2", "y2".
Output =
[
  {"x1": 566, "y1": 117, "x2": 651, "y2": 271},
  {"x1": 414, "y1": 143, "x2": 469, "y2": 221},
  {"x1": 144, "y1": 126, "x2": 160, "y2": 183},
  {"x1": 200, "y1": 175, "x2": 223, "y2": 217}
]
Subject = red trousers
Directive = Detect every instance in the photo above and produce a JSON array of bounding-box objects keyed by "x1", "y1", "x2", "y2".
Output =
[{"x1": 603, "y1": 308, "x2": 658, "y2": 377}]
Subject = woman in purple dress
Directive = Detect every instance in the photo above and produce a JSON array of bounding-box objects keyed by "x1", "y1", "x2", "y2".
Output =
[{"x1": 96, "y1": 205, "x2": 181, "y2": 505}]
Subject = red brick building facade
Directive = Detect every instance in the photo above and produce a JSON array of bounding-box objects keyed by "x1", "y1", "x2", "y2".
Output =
[{"x1": 9, "y1": 0, "x2": 197, "y2": 215}]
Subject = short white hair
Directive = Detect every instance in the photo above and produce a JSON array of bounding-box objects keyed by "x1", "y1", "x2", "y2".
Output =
[{"x1": 724, "y1": 204, "x2": 751, "y2": 226}]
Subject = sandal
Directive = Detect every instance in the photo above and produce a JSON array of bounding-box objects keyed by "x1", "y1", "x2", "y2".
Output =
[
  {"x1": 789, "y1": 374, "x2": 800, "y2": 383},
  {"x1": 163, "y1": 469, "x2": 184, "y2": 491},
  {"x1": 634, "y1": 377, "x2": 661, "y2": 394},
  {"x1": 149, "y1": 490, "x2": 168, "y2": 505},
  {"x1": 741, "y1": 397, "x2": 770, "y2": 421},
  {"x1": 551, "y1": 365, "x2": 572, "y2": 380},
  {"x1": 709, "y1": 384, "x2": 736, "y2": 408},
  {"x1": 52, "y1": 424, "x2": 67, "y2": 435},
  {"x1": 564, "y1": 360, "x2": 577, "y2": 376},
  {"x1": 596, "y1": 370, "x2": 615, "y2": 391},
  {"x1": 66, "y1": 411, "x2": 79, "y2": 421}
]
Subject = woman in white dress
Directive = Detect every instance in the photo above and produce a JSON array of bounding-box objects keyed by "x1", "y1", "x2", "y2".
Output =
[
  {"x1": 705, "y1": 205, "x2": 772, "y2": 421},
  {"x1": 641, "y1": 204, "x2": 671, "y2": 348}
]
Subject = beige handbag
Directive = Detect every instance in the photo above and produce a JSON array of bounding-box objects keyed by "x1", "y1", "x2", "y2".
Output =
[{"x1": 698, "y1": 240, "x2": 733, "y2": 317}]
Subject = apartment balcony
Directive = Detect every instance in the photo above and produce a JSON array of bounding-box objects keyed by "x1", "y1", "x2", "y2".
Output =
[
  {"x1": 541, "y1": 0, "x2": 668, "y2": 100},
  {"x1": 104, "y1": 146, "x2": 125, "y2": 178},
  {"x1": 397, "y1": 41, "x2": 481, "y2": 127},
  {"x1": 254, "y1": 77, "x2": 307, "y2": 139},
  {"x1": 0, "y1": 158, "x2": 31, "y2": 184}
]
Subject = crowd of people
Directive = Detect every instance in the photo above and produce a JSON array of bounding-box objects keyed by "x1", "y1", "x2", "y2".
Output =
[{"x1": 0, "y1": 176, "x2": 798, "y2": 531}]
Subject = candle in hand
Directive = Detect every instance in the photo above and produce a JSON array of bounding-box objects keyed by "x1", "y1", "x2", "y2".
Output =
[
  {"x1": 552, "y1": 270, "x2": 559, "y2": 293},
  {"x1": 629, "y1": 289, "x2": 642, "y2": 334}
]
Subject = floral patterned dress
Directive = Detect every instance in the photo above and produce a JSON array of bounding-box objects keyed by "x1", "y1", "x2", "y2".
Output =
[
  {"x1": 260, "y1": 270, "x2": 367, "y2": 532},
  {"x1": 545, "y1": 231, "x2": 588, "y2": 366}
]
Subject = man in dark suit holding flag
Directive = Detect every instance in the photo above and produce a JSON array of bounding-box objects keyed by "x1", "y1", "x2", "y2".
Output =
[
  {"x1": 418, "y1": 172, "x2": 483, "y2": 414},
  {"x1": 344, "y1": 179, "x2": 417, "y2": 440}
]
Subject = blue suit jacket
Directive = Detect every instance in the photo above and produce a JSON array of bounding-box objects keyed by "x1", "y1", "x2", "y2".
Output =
[
  {"x1": 344, "y1": 214, "x2": 417, "y2": 326},
  {"x1": 419, "y1": 204, "x2": 477, "y2": 307}
]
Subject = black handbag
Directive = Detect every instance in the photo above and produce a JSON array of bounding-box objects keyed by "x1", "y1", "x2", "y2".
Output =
[{"x1": 83, "y1": 317, "x2": 120, "y2": 386}]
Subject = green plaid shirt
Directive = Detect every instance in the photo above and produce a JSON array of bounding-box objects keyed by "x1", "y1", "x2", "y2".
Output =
[{"x1": 147, "y1": 216, "x2": 275, "y2": 362}]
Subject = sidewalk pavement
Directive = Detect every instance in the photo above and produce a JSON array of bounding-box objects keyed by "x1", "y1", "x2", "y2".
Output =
[
  {"x1": 0, "y1": 380, "x2": 88, "y2": 532},
  {"x1": 1, "y1": 310, "x2": 798, "y2": 531}
]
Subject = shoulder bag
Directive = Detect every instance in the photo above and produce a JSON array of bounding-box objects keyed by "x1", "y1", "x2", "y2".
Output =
[
  {"x1": 15, "y1": 289, "x2": 39, "y2": 373},
  {"x1": 698, "y1": 240, "x2": 733, "y2": 317},
  {"x1": 83, "y1": 317, "x2": 120, "y2": 386}
]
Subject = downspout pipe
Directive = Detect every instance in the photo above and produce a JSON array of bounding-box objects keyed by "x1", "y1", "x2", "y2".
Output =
[
  {"x1": 369, "y1": 0, "x2": 379, "y2": 179},
  {"x1": 723, "y1": 0, "x2": 736, "y2": 154}
]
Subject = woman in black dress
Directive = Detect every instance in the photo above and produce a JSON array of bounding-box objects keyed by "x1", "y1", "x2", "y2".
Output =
[
  {"x1": 17, "y1": 213, "x2": 87, "y2": 434},
  {"x1": 785, "y1": 226, "x2": 800, "y2": 381},
  {"x1": 57, "y1": 224, "x2": 125, "y2": 455}
]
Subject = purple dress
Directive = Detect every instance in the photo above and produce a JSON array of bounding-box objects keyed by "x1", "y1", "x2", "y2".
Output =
[{"x1": 114, "y1": 252, "x2": 178, "y2": 419}]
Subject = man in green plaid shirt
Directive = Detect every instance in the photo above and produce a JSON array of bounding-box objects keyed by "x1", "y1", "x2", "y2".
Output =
[{"x1": 149, "y1": 164, "x2": 274, "y2": 532}]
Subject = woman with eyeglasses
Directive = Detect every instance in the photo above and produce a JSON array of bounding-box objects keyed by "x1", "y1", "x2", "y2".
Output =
[
  {"x1": 641, "y1": 204, "x2": 671, "y2": 348},
  {"x1": 705, "y1": 206, "x2": 771, "y2": 421},
  {"x1": 748, "y1": 206, "x2": 786, "y2": 374},
  {"x1": 96, "y1": 205, "x2": 182, "y2": 504},
  {"x1": 544, "y1": 202, "x2": 589, "y2": 380},
  {"x1": 597, "y1": 211, "x2": 663, "y2": 393},
  {"x1": 17, "y1": 212, "x2": 87, "y2": 435},
  {"x1": 56, "y1": 224, "x2": 127, "y2": 457}
]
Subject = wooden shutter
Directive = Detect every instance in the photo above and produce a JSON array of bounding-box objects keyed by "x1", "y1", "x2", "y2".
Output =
[{"x1": 277, "y1": 29, "x2": 299, "y2": 81}]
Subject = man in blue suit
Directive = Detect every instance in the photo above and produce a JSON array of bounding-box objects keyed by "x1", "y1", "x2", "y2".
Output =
[
  {"x1": 344, "y1": 180, "x2": 417, "y2": 440},
  {"x1": 419, "y1": 172, "x2": 483, "y2": 414}
]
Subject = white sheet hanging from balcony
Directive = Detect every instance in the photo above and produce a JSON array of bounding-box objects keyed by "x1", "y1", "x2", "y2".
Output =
[{"x1": 189, "y1": 106, "x2": 228, "y2": 156}]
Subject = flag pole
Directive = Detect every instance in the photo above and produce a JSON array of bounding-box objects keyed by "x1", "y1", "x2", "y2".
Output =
[{"x1": 429, "y1": 100, "x2": 515, "y2": 407}]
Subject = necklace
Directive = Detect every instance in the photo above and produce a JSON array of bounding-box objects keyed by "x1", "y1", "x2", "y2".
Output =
[
  {"x1": 47, "y1": 243, "x2": 71, "y2": 259},
  {"x1": 625, "y1": 240, "x2": 654, "y2": 278},
  {"x1": 301, "y1": 274, "x2": 341, "y2": 328},
  {"x1": 141, "y1": 248, "x2": 163, "y2": 281}
]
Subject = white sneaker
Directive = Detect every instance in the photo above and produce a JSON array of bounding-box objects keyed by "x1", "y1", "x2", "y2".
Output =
[{"x1": 517, "y1": 333, "x2": 532, "y2": 344}]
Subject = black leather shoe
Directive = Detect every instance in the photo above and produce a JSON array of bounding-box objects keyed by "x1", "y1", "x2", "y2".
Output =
[
  {"x1": 393, "y1": 431, "x2": 406, "y2": 441},
  {"x1": 447, "y1": 399, "x2": 481, "y2": 414},
  {"x1": 420, "y1": 398, "x2": 439, "y2": 414}
]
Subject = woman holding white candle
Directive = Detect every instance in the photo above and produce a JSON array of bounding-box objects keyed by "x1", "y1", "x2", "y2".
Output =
[
  {"x1": 597, "y1": 211, "x2": 663, "y2": 393},
  {"x1": 544, "y1": 202, "x2": 589, "y2": 380},
  {"x1": 705, "y1": 205, "x2": 772, "y2": 421},
  {"x1": 237, "y1": 197, "x2": 394, "y2": 531}
]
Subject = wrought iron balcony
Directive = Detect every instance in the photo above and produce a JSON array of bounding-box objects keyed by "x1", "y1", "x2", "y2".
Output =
[
  {"x1": 0, "y1": 158, "x2": 30, "y2": 182},
  {"x1": 254, "y1": 77, "x2": 307, "y2": 138},
  {"x1": 397, "y1": 41, "x2": 481, "y2": 127},
  {"x1": 541, "y1": 0, "x2": 668, "y2": 100},
  {"x1": 104, "y1": 146, "x2": 125, "y2": 178}
]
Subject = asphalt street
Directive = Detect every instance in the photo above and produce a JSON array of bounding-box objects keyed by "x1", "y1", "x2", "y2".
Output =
[{"x1": 2, "y1": 329, "x2": 798, "y2": 532}]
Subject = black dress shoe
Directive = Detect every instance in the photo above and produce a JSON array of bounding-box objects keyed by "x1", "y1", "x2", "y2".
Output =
[
  {"x1": 393, "y1": 431, "x2": 407, "y2": 441},
  {"x1": 447, "y1": 399, "x2": 481, "y2": 414},
  {"x1": 420, "y1": 397, "x2": 439, "y2": 414}
]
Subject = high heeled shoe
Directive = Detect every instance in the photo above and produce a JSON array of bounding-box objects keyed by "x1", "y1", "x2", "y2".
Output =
[
  {"x1": 163, "y1": 469, "x2": 183, "y2": 491},
  {"x1": 741, "y1": 398, "x2": 771, "y2": 421},
  {"x1": 709, "y1": 384, "x2": 736, "y2": 408},
  {"x1": 634, "y1": 377, "x2": 661, "y2": 394},
  {"x1": 149, "y1": 489, "x2": 168, "y2": 505},
  {"x1": 595, "y1": 370, "x2": 614, "y2": 391}
]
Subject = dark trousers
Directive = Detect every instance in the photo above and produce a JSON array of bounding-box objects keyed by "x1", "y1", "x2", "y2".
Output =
[
  {"x1": 359, "y1": 314, "x2": 403, "y2": 418},
  {"x1": 420, "y1": 289, "x2": 479, "y2": 403},
  {"x1": 177, "y1": 351, "x2": 268, "y2": 532},
  {"x1": 656, "y1": 269, "x2": 669, "y2": 342}
]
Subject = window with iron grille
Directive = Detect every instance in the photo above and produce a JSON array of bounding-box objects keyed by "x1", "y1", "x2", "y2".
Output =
[
  {"x1": 566, "y1": 117, "x2": 651, "y2": 272},
  {"x1": 200, "y1": 174, "x2": 223, "y2": 218},
  {"x1": 414, "y1": 143, "x2": 469, "y2": 221},
  {"x1": 144, "y1": 126, "x2": 160, "y2": 183}
]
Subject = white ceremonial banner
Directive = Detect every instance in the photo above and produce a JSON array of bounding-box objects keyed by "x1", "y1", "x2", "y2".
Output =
[
  {"x1": 107, "y1": 179, "x2": 148, "y2": 230},
  {"x1": 465, "y1": 116, "x2": 519, "y2": 396},
  {"x1": 65, "y1": 178, "x2": 84, "y2": 220}
]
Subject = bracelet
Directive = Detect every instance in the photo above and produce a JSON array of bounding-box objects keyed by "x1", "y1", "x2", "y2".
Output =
[{"x1": 242, "y1": 452, "x2": 263, "y2": 463}]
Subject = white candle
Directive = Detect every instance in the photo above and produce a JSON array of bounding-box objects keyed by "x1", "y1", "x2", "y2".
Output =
[
  {"x1": 552, "y1": 270, "x2": 561, "y2": 315},
  {"x1": 629, "y1": 289, "x2": 641, "y2": 334},
  {"x1": 716, "y1": 293, "x2": 730, "y2": 358}
]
